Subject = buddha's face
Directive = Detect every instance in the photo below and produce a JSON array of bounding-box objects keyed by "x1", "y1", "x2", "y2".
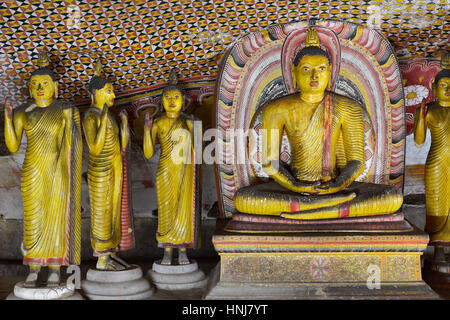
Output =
[
  {"x1": 162, "y1": 89, "x2": 183, "y2": 117},
  {"x1": 29, "y1": 74, "x2": 57, "y2": 102},
  {"x1": 435, "y1": 77, "x2": 450, "y2": 106},
  {"x1": 93, "y1": 83, "x2": 115, "y2": 108},
  {"x1": 293, "y1": 55, "x2": 331, "y2": 95}
]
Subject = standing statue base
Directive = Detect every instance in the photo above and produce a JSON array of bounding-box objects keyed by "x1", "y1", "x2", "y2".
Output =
[
  {"x1": 424, "y1": 255, "x2": 450, "y2": 274},
  {"x1": 6, "y1": 281, "x2": 84, "y2": 300},
  {"x1": 81, "y1": 265, "x2": 153, "y2": 300},
  {"x1": 422, "y1": 251, "x2": 450, "y2": 299},
  {"x1": 148, "y1": 260, "x2": 208, "y2": 290},
  {"x1": 204, "y1": 218, "x2": 439, "y2": 300}
]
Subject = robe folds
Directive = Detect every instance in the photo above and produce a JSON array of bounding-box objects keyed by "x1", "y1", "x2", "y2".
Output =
[
  {"x1": 155, "y1": 114, "x2": 201, "y2": 248},
  {"x1": 420, "y1": 103, "x2": 450, "y2": 244},
  {"x1": 83, "y1": 108, "x2": 135, "y2": 257},
  {"x1": 20, "y1": 101, "x2": 82, "y2": 266}
]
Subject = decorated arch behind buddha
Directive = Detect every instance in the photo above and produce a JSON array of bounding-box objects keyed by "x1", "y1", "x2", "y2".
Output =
[{"x1": 214, "y1": 19, "x2": 406, "y2": 218}]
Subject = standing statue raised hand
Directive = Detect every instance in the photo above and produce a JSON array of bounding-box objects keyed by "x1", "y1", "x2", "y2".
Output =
[{"x1": 5, "y1": 98, "x2": 13, "y2": 120}]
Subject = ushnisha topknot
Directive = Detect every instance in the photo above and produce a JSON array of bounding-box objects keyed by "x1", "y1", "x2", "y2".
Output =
[
  {"x1": 435, "y1": 52, "x2": 450, "y2": 86},
  {"x1": 94, "y1": 59, "x2": 103, "y2": 77},
  {"x1": 88, "y1": 59, "x2": 111, "y2": 94},
  {"x1": 441, "y1": 52, "x2": 450, "y2": 70},
  {"x1": 293, "y1": 27, "x2": 330, "y2": 67},
  {"x1": 305, "y1": 27, "x2": 321, "y2": 48},
  {"x1": 162, "y1": 70, "x2": 184, "y2": 97},
  {"x1": 30, "y1": 50, "x2": 56, "y2": 81},
  {"x1": 168, "y1": 69, "x2": 178, "y2": 85}
]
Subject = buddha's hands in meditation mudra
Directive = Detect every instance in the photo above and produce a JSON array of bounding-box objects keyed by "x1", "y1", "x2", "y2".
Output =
[{"x1": 233, "y1": 28, "x2": 402, "y2": 220}]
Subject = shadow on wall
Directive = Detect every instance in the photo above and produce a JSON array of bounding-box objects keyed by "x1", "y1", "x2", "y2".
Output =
[{"x1": 0, "y1": 104, "x2": 10, "y2": 156}]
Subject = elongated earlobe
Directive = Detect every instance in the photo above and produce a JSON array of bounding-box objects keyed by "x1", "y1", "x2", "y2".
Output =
[
  {"x1": 327, "y1": 66, "x2": 332, "y2": 90},
  {"x1": 432, "y1": 80, "x2": 436, "y2": 101},
  {"x1": 291, "y1": 64, "x2": 297, "y2": 90},
  {"x1": 54, "y1": 82, "x2": 58, "y2": 99}
]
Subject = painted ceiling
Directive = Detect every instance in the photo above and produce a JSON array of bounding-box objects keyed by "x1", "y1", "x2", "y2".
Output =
[{"x1": 0, "y1": 0, "x2": 449, "y2": 107}]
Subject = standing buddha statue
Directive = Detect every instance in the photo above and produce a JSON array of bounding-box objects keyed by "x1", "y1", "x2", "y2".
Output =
[
  {"x1": 143, "y1": 71, "x2": 201, "y2": 265},
  {"x1": 82, "y1": 60, "x2": 134, "y2": 270},
  {"x1": 414, "y1": 52, "x2": 450, "y2": 262},
  {"x1": 3, "y1": 51, "x2": 83, "y2": 287}
]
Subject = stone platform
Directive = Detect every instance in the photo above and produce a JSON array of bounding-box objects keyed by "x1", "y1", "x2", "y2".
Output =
[
  {"x1": 148, "y1": 260, "x2": 208, "y2": 290},
  {"x1": 204, "y1": 220, "x2": 440, "y2": 299},
  {"x1": 422, "y1": 255, "x2": 450, "y2": 299},
  {"x1": 7, "y1": 282, "x2": 84, "y2": 300},
  {"x1": 81, "y1": 265, "x2": 154, "y2": 300}
]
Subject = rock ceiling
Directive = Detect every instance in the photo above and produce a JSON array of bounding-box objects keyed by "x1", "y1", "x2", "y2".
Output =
[{"x1": 0, "y1": 0, "x2": 448, "y2": 106}]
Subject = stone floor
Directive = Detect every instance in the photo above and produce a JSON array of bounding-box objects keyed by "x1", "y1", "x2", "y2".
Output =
[
  {"x1": 1, "y1": 257, "x2": 449, "y2": 300},
  {"x1": 1, "y1": 204, "x2": 448, "y2": 300}
]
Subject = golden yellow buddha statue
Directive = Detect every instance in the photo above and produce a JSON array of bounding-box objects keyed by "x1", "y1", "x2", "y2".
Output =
[
  {"x1": 3, "y1": 51, "x2": 83, "y2": 287},
  {"x1": 143, "y1": 71, "x2": 201, "y2": 265},
  {"x1": 82, "y1": 61, "x2": 133, "y2": 270},
  {"x1": 414, "y1": 53, "x2": 450, "y2": 262},
  {"x1": 233, "y1": 28, "x2": 403, "y2": 220}
]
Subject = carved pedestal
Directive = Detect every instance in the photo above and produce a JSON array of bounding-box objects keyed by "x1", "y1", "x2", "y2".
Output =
[
  {"x1": 204, "y1": 223, "x2": 439, "y2": 299},
  {"x1": 422, "y1": 254, "x2": 450, "y2": 299},
  {"x1": 7, "y1": 282, "x2": 84, "y2": 300},
  {"x1": 81, "y1": 265, "x2": 154, "y2": 300},
  {"x1": 148, "y1": 260, "x2": 208, "y2": 290}
]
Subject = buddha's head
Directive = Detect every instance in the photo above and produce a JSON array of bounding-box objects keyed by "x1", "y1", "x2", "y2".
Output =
[
  {"x1": 435, "y1": 75, "x2": 450, "y2": 106},
  {"x1": 162, "y1": 70, "x2": 184, "y2": 118},
  {"x1": 162, "y1": 87, "x2": 183, "y2": 118},
  {"x1": 434, "y1": 53, "x2": 450, "y2": 107},
  {"x1": 89, "y1": 76, "x2": 115, "y2": 109},
  {"x1": 434, "y1": 65, "x2": 450, "y2": 107},
  {"x1": 29, "y1": 51, "x2": 58, "y2": 106},
  {"x1": 292, "y1": 28, "x2": 331, "y2": 99},
  {"x1": 89, "y1": 60, "x2": 115, "y2": 109},
  {"x1": 29, "y1": 68, "x2": 58, "y2": 104}
]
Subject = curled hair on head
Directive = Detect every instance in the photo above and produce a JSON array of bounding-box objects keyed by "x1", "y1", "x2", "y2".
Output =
[
  {"x1": 88, "y1": 75, "x2": 111, "y2": 95},
  {"x1": 162, "y1": 84, "x2": 184, "y2": 97},
  {"x1": 30, "y1": 67, "x2": 56, "y2": 81},
  {"x1": 434, "y1": 69, "x2": 450, "y2": 87},
  {"x1": 161, "y1": 84, "x2": 185, "y2": 111},
  {"x1": 161, "y1": 70, "x2": 185, "y2": 108},
  {"x1": 162, "y1": 70, "x2": 184, "y2": 97},
  {"x1": 293, "y1": 46, "x2": 330, "y2": 67}
]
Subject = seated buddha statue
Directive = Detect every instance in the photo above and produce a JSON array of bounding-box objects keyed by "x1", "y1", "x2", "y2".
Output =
[{"x1": 233, "y1": 28, "x2": 403, "y2": 220}]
